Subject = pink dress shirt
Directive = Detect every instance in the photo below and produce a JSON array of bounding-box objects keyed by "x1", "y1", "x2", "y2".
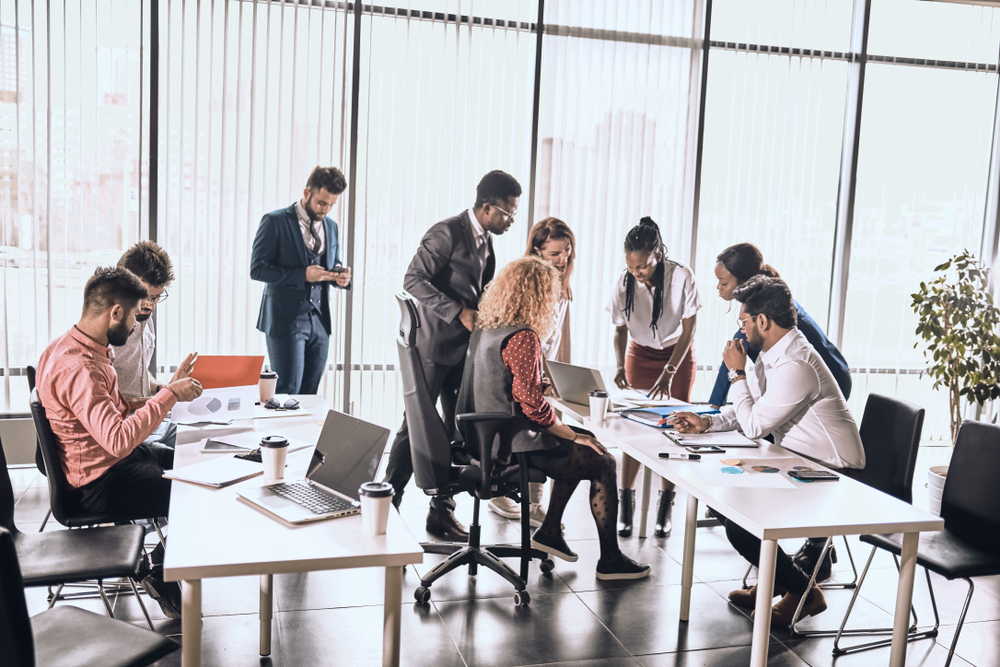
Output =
[{"x1": 36, "y1": 326, "x2": 178, "y2": 488}]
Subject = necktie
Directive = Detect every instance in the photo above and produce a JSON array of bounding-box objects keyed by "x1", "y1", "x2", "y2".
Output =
[{"x1": 309, "y1": 222, "x2": 321, "y2": 253}]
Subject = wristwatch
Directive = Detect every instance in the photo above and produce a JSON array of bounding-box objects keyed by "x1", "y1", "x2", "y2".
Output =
[
  {"x1": 665, "y1": 364, "x2": 678, "y2": 374},
  {"x1": 728, "y1": 368, "x2": 747, "y2": 383}
]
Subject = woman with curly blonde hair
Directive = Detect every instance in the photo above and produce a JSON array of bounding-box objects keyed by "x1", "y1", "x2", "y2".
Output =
[{"x1": 462, "y1": 256, "x2": 650, "y2": 581}]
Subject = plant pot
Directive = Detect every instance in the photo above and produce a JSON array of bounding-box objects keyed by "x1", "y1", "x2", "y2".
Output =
[{"x1": 928, "y1": 465, "x2": 948, "y2": 516}]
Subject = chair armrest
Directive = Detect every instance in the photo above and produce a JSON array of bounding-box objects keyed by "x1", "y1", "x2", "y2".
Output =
[{"x1": 456, "y1": 412, "x2": 510, "y2": 424}]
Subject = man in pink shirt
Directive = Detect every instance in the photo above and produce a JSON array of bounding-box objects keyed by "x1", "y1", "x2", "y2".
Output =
[{"x1": 36, "y1": 266, "x2": 203, "y2": 618}]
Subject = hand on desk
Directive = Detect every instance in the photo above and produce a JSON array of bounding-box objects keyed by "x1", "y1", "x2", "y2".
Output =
[
  {"x1": 668, "y1": 411, "x2": 711, "y2": 434},
  {"x1": 613, "y1": 368, "x2": 629, "y2": 390},
  {"x1": 647, "y1": 370, "x2": 673, "y2": 400}
]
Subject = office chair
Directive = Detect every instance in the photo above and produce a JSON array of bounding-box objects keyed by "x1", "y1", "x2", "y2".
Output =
[
  {"x1": 784, "y1": 393, "x2": 925, "y2": 633},
  {"x1": 830, "y1": 419, "x2": 1000, "y2": 665},
  {"x1": 24, "y1": 366, "x2": 53, "y2": 532},
  {"x1": 0, "y1": 527, "x2": 178, "y2": 667},
  {"x1": 395, "y1": 292, "x2": 551, "y2": 607},
  {"x1": 0, "y1": 436, "x2": 155, "y2": 628}
]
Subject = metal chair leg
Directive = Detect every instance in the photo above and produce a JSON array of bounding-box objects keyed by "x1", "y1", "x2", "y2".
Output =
[
  {"x1": 38, "y1": 508, "x2": 51, "y2": 532},
  {"x1": 943, "y1": 579, "x2": 974, "y2": 667},
  {"x1": 128, "y1": 577, "x2": 156, "y2": 630}
]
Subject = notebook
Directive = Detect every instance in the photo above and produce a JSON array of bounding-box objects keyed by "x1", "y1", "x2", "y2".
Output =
[
  {"x1": 236, "y1": 409, "x2": 390, "y2": 525},
  {"x1": 163, "y1": 454, "x2": 264, "y2": 488},
  {"x1": 190, "y1": 355, "x2": 265, "y2": 389}
]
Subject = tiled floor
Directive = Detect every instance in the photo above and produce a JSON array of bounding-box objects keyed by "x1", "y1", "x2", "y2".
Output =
[{"x1": 10, "y1": 443, "x2": 1000, "y2": 667}]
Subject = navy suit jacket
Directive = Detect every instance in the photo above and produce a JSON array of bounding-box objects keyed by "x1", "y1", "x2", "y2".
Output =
[
  {"x1": 250, "y1": 204, "x2": 349, "y2": 338},
  {"x1": 403, "y1": 211, "x2": 495, "y2": 367}
]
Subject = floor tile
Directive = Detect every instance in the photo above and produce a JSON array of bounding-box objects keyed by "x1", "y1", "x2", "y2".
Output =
[
  {"x1": 783, "y1": 633, "x2": 976, "y2": 667},
  {"x1": 279, "y1": 603, "x2": 465, "y2": 667},
  {"x1": 935, "y1": 619, "x2": 1000, "y2": 667},
  {"x1": 13, "y1": 484, "x2": 54, "y2": 524},
  {"x1": 513, "y1": 659, "x2": 641, "y2": 667},
  {"x1": 553, "y1": 537, "x2": 683, "y2": 593},
  {"x1": 849, "y1": 566, "x2": 1000, "y2": 624},
  {"x1": 575, "y1": 582, "x2": 762, "y2": 655},
  {"x1": 636, "y1": 643, "x2": 809, "y2": 667},
  {"x1": 436, "y1": 591, "x2": 630, "y2": 667},
  {"x1": 275, "y1": 566, "x2": 421, "y2": 611},
  {"x1": 150, "y1": 612, "x2": 280, "y2": 667},
  {"x1": 411, "y1": 547, "x2": 573, "y2": 603}
]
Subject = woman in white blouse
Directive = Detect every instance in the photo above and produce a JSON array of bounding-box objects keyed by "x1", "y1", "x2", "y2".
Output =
[{"x1": 606, "y1": 217, "x2": 701, "y2": 538}]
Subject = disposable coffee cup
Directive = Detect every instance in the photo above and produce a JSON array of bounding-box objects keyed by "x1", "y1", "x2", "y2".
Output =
[
  {"x1": 589, "y1": 389, "x2": 610, "y2": 422},
  {"x1": 260, "y1": 436, "x2": 289, "y2": 482},
  {"x1": 259, "y1": 370, "x2": 278, "y2": 403},
  {"x1": 358, "y1": 481, "x2": 395, "y2": 536}
]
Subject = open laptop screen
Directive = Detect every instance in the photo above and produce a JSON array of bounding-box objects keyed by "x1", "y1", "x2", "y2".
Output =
[{"x1": 309, "y1": 410, "x2": 391, "y2": 500}]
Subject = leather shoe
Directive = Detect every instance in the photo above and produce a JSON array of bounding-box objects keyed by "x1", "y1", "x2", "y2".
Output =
[
  {"x1": 792, "y1": 540, "x2": 836, "y2": 582},
  {"x1": 728, "y1": 582, "x2": 787, "y2": 609},
  {"x1": 765, "y1": 585, "x2": 827, "y2": 627},
  {"x1": 425, "y1": 510, "x2": 469, "y2": 542}
]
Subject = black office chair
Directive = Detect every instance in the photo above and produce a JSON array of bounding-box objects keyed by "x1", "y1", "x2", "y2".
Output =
[
  {"x1": 831, "y1": 419, "x2": 1000, "y2": 665},
  {"x1": 24, "y1": 365, "x2": 53, "y2": 532},
  {"x1": 0, "y1": 435, "x2": 155, "y2": 628},
  {"x1": 0, "y1": 526, "x2": 178, "y2": 667},
  {"x1": 29, "y1": 388, "x2": 164, "y2": 538},
  {"x1": 395, "y1": 292, "x2": 551, "y2": 607},
  {"x1": 785, "y1": 393, "x2": 926, "y2": 633}
]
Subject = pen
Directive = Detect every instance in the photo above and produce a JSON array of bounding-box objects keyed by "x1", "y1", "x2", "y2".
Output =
[{"x1": 658, "y1": 452, "x2": 701, "y2": 461}]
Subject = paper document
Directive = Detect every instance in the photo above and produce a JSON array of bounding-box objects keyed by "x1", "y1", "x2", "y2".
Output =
[
  {"x1": 609, "y1": 388, "x2": 686, "y2": 407},
  {"x1": 163, "y1": 454, "x2": 263, "y2": 488},
  {"x1": 199, "y1": 431, "x2": 312, "y2": 454},
  {"x1": 171, "y1": 385, "x2": 257, "y2": 425}
]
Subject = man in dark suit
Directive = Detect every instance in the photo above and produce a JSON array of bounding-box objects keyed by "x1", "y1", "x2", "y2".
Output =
[
  {"x1": 384, "y1": 170, "x2": 522, "y2": 541},
  {"x1": 250, "y1": 167, "x2": 352, "y2": 395}
]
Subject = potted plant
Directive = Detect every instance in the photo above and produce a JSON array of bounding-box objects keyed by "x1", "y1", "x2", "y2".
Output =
[{"x1": 912, "y1": 249, "x2": 1000, "y2": 513}]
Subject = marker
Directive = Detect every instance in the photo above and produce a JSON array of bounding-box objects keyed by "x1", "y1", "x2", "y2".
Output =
[{"x1": 658, "y1": 452, "x2": 701, "y2": 461}]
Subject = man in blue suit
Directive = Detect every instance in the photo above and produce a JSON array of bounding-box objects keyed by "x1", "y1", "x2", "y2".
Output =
[{"x1": 250, "y1": 167, "x2": 352, "y2": 395}]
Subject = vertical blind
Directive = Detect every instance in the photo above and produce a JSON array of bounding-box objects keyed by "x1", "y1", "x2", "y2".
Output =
[{"x1": 0, "y1": 0, "x2": 149, "y2": 412}]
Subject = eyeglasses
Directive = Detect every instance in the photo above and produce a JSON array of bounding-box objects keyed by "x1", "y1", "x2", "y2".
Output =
[
  {"x1": 264, "y1": 398, "x2": 300, "y2": 411},
  {"x1": 737, "y1": 315, "x2": 754, "y2": 330},
  {"x1": 493, "y1": 204, "x2": 517, "y2": 223},
  {"x1": 143, "y1": 289, "x2": 169, "y2": 305}
]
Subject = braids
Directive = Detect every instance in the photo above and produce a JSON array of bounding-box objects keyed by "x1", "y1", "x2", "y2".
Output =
[{"x1": 623, "y1": 217, "x2": 668, "y2": 333}]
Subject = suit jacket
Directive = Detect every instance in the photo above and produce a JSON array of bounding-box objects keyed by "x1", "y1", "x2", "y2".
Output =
[
  {"x1": 250, "y1": 204, "x2": 349, "y2": 338},
  {"x1": 404, "y1": 211, "x2": 495, "y2": 367}
]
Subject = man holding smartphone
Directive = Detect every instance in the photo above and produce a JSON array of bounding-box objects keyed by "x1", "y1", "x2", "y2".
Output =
[
  {"x1": 669, "y1": 276, "x2": 864, "y2": 628},
  {"x1": 251, "y1": 167, "x2": 352, "y2": 395}
]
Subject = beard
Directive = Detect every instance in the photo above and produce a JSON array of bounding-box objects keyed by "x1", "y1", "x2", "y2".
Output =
[
  {"x1": 303, "y1": 197, "x2": 324, "y2": 222},
  {"x1": 135, "y1": 311, "x2": 152, "y2": 323},
  {"x1": 107, "y1": 319, "x2": 134, "y2": 347},
  {"x1": 745, "y1": 328, "x2": 764, "y2": 351}
]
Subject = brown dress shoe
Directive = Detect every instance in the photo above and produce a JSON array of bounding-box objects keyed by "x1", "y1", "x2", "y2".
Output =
[
  {"x1": 769, "y1": 585, "x2": 827, "y2": 627},
  {"x1": 728, "y1": 582, "x2": 788, "y2": 609},
  {"x1": 426, "y1": 510, "x2": 470, "y2": 542}
]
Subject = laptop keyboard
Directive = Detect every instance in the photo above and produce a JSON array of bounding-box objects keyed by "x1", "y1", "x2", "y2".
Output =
[{"x1": 268, "y1": 482, "x2": 353, "y2": 515}]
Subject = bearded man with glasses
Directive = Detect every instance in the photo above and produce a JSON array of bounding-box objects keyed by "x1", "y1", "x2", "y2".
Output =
[{"x1": 113, "y1": 241, "x2": 198, "y2": 449}]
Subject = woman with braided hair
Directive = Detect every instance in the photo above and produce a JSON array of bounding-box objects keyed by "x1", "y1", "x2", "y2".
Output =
[{"x1": 606, "y1": 217, "x2": 702, "y2": 538}]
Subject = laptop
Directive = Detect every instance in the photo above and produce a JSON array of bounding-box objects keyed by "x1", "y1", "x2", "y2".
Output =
[
  {"x1": 237, "y1": 409, "x2": 390, "y2": 525},
  {"x1": 544, "y1": 360, "x2": 611, "y2": 406}
]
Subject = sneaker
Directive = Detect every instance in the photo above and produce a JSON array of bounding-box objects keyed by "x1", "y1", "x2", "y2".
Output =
[
  {"x1": 488, "y1": 496, "x2": 521, "y2": 520},
  {"x1": 596, "y1": 553, "x2": 651, "y2": 581},
  {"x1": 530, "y1": 530, "x2": 579, "y2": 562},
  {"x1": 141, "y1": 569, "x2": 183, "y2": 619}
]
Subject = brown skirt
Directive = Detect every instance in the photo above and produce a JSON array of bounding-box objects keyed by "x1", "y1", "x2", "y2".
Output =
[{"x1": 624, "y1": 340, "x2": 696, "y2": 402}]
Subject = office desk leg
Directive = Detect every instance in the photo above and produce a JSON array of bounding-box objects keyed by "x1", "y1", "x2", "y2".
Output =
[
  {"x1": 638, "y1": 466, "x2": 653, "y2": 538},
  {"x1": 889, "y1": 532, "x2": 919, "y2": 667},
  {"x1": 383, "y1": 566, "x2": 403, "y2": 667},
  {"x1": 679, "y1": 494, "x2": 698, "y2": 621},
  {"x1": 181, "y1": 580, "x2": 202, "y2": 667},
  {"x1": 750, "y1": 540, "x2": 777, "y2": 667},
  {"x1": 260, "y1": 574, "x2": 273, "y2": 656}
]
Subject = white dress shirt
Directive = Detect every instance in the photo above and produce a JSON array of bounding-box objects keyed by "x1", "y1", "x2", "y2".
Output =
[
  {"x1": 606, "y1": 261, "x2": 702, "y2": 349},
  {"x1": 295, "y1": 200, "x2": 326, "y2": 254},
  {"x1": 112, "y1": 318, "x2": 157, "y2": 398},
  {"x1": 708, "y1": 328, "x2": 865, "y2": 470}
]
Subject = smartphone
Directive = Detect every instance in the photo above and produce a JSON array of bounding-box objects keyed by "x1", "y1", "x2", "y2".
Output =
[
  {"x1": 788, "y1": 470, "x2": 840, "y2": 481},
  {"x1": 329, "y1": 266, "x2": 347, "y2": 273},
  {"x1": 685, "y1": 445, "x2": 724, "y2": 454}
]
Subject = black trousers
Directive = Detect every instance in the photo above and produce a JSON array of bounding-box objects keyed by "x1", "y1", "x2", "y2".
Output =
[
  {"x1": 383, "y1": 356, "x2": 462, "y2": 514},
  {"x1": 77, "y1": 443, "x2": 174, "y2": 519},
  {"x1": 716, "y1": 510, "x2": 811, "y2": 595}
]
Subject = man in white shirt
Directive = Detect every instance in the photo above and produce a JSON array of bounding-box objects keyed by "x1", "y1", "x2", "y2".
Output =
[
  {"x1": 670, "y1": 276, "x2": 865, "y2": 627},
  {"x1": 114, "y1": 241, "x2": 198, "y2": 448}
]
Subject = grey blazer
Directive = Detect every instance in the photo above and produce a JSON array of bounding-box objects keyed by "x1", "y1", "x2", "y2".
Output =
[{"x1": 403, "y1": 211, "x2": 495, "y2": 367}]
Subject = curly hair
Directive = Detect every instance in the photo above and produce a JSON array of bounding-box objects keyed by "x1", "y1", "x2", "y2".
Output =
[
  {"x1": 525, "y1": 217, "x2": 576, "y2": 300},
  {"x1": 476, "y1": 256, "x2": 561, "y2": 340}
]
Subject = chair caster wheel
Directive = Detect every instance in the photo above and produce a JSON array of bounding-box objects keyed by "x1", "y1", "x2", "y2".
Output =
[
  {"x1": 514, "y1": 590, "x2": 530, "y2": 606},
  {"x1": 539, "y1": 558, "x2": 555, "y2": 574},
  {"x1": 414, "y1": 586, "x2": 431, "y2": 604}
]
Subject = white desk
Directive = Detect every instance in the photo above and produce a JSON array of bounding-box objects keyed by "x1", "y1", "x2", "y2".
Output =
[
  {"x1": 163, "y1": 396, "x2": 423, "y2": 667},
  {"x1": 550, "y1": 398, "x2": 943, "y2": 667}
]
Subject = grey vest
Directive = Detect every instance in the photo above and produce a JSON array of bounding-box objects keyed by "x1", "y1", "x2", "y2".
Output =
[
  {"x1": 298, "y1": 242, "x2": 325, "y2": 317},
  {"x1": 461, "y1": 325, "x2": 558, "y2": 455}
]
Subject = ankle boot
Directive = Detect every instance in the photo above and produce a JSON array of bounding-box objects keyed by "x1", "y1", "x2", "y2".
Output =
[
  {"x1": 654, "y1": 490, "x2": 675, "y2": 538},
  {"x1": 618, "y1": 489, "x2": 635, "y2": 537}
]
